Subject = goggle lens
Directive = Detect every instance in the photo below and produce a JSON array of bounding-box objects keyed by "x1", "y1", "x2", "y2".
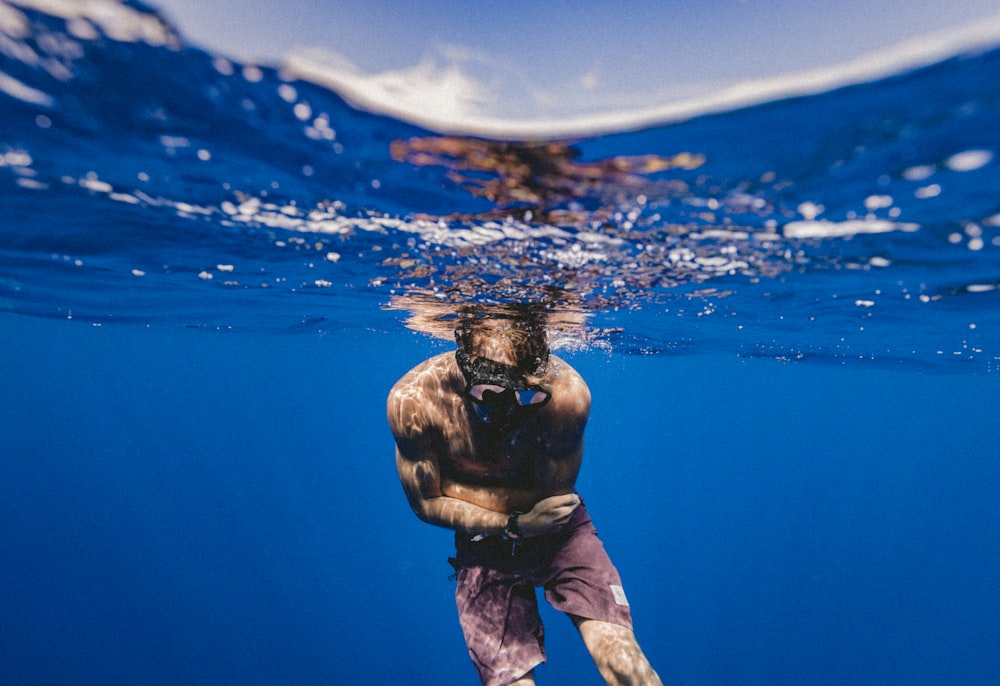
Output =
[{"x1": 467, "y1": 384, "x2": 550, "y2": 407}]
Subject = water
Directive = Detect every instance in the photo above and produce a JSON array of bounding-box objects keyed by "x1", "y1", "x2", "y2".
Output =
[{"x1": 2, "y1": 2, "x2": 999, "y2": 684}]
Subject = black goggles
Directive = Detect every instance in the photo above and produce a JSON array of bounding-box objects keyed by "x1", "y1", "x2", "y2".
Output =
[{"x1": 456, "y1": 349, "x2": 551, "y2": 410}]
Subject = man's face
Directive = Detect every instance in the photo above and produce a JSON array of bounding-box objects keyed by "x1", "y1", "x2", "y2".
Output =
[
  {"x1": 459, "y1": 350, "x2": 551, "y2": 428},
  {"x1": 454, "y1": 317, "x2": 552, "y2": 429}
]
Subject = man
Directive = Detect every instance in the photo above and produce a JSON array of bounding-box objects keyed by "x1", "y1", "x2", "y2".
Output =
[{"x1": 387, "y1": 313, "x2": 662, "y2": 686}]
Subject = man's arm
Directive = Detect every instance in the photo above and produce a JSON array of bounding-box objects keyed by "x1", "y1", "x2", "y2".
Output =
[
  {"x1": 387, "y1": 368, "x2": 508, "y2": 534},
  {"x1": 394, "y1": 445, "x2": 509, "y2": 534},
  {"x1": 395, "y1": 444, "x2": 581, "y2": 537}
]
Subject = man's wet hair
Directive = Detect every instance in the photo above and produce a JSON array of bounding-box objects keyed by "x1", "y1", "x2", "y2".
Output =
[{"x1": 454, "y1": 308, "x2": 550, "y2": 378}]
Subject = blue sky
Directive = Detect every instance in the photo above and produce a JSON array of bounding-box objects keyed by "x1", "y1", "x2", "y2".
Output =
[{"x1": 151, "y1": 1, "x2": 1000, "y2": 135}]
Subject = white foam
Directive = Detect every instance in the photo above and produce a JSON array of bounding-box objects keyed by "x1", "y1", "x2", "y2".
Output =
[
  {"x1": 8, "y1": 0, "x2": 180, "y2": 47},
  {"x1": 0, "y1": 69, "x2": 53, "y2": 106},
  {"x1": 783, "y1": 219, "x2": 920, "y2": 239},
  {"x1": 0, "y1": 1, "x2": 30, "y2": 38},
  {"x1": 944, "y1": 149, "x2": 993, "y2": 171},
  {"x1": 280, "y1": 14, "x2": 1000, "y2": 139}
]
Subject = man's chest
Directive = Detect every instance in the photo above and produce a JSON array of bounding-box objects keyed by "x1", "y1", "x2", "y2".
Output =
[{"x1": 439, "y1": 426, "x2": 548, "y2": 487}]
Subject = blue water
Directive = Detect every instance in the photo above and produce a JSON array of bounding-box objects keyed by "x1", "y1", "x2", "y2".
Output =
[{"x1": 2, "y1": 2, "x2": 999, "y2": 684}]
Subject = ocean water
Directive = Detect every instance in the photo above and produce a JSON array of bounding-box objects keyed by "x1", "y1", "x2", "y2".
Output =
[{"x1": 2, "y1": 2, "x2": 999, "y2": 685}]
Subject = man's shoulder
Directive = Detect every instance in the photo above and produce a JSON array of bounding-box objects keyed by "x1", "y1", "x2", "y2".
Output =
[
  {"x1": 549, "y1": 354, "x2": 589, "y2": 391},
  {"x1": 546, "y1": 355, "x2": 591, "y2": 418},
  {"x1": 391, "y1": 352, "x2": 455, "y2": 387},
  {"x1": 387, "y1": 352, "x2": 457, "y2": 407},
  {"x1": 387, "y1": 352, "x2": 458, "y2": 440}
]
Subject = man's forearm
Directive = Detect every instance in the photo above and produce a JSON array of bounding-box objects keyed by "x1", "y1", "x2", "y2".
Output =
[{"x1": 414, "y1": 495, "x2": 509, "y2": 535}]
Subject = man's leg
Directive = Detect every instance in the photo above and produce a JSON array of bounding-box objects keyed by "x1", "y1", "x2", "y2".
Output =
[{"x1": 571, "y1": 616, "x2": 662, "y2": 686}]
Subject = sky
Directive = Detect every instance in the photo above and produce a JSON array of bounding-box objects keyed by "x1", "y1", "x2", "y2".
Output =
[{"x1": 151, "y1": 1, "x2": 1000, "y2": 136}]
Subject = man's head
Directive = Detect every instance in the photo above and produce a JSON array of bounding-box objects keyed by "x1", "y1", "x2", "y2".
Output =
[{"x1": 454, "y1": 313, "x2": 551, "y2": 427}]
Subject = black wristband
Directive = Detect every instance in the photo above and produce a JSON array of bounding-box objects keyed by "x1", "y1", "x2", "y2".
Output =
[{"x1": 503, "y1": 511, "x2": 523, "y2": 540}]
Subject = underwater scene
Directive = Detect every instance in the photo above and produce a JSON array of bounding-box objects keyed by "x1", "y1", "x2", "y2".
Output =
[{"x1": 2, "y1": 1, "x2": 999, "y2": 684}]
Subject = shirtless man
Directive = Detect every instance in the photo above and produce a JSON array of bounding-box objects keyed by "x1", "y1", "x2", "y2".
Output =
[{"x1": 387, "y1": 314, "x2": 662, "y2": 686}]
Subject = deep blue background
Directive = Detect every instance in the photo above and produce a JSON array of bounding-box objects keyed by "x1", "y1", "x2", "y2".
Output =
[
  {"x1": 2, "y1": 313, "x2": 998, "y2": 685},
  {"x1": 2, "y1": 4, "x2": 999, "y2": 683}
]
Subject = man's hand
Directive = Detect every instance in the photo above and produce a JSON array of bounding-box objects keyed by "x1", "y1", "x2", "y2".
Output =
[{"x1": 519, "y1": 493, "x2": 581, "y2": 537}]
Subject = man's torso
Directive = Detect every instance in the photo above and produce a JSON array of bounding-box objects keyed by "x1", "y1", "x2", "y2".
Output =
[{"x1": 403, "y1": 352, "x2": 589, "y2": 513}]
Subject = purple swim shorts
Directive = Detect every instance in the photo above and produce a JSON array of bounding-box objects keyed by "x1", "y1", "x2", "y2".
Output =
[{"x1": 449, "y1": 502, "x2": 633, "y2": 686}]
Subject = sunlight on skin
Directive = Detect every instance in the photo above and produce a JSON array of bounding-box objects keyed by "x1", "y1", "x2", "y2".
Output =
[{"x1": 574, "y1": 617, "x2": 663, "y2": 686}]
